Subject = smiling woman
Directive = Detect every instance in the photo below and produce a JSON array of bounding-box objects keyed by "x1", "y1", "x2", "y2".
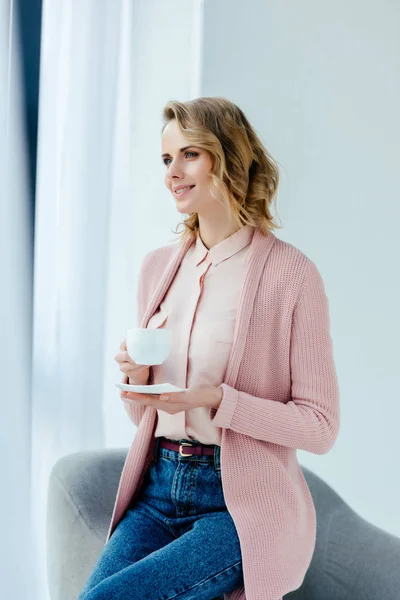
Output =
[
  {"x1": 78, "y1": 97, "x2": 340, "y2": 600},
  {"x1": 161, "y1": 120, "x2": 219, "y2": 228},
  {"x1": 160, "y1": 96, "x2": 282, "y2": 251}
]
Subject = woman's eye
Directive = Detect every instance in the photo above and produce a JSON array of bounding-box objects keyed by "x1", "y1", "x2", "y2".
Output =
[{"x1": 163, "y1": 151, "x2": 198, "y2": 166}]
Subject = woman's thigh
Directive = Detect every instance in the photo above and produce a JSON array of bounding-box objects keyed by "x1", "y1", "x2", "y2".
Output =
[
  {"x1": 78, "y1": 505, "x2": 243, "y2": 600},
  {"x1": 78, "y1": 504, "x2": 175, "y2": 598}
]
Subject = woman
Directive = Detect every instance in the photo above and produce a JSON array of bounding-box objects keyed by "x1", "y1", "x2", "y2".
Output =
[{"x1": 78, "y1": 97, "x2": 340, "y2": 600}]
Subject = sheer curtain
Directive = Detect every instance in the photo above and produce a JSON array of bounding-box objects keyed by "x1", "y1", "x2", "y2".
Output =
[
  {"x1": 31, "y1": 2, "x2": 126, "y2": 598},
  {"x1": 30, "y1": 1, "x2": 201, "y2": 599},
  {"x1": 0, "y1": 1, "x2": 34, "y2": 598}
]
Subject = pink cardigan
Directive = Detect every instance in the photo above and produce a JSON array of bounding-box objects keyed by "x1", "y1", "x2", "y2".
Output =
[{"x1": 106, "y1": 228, "x2": 340, "y2": 600}]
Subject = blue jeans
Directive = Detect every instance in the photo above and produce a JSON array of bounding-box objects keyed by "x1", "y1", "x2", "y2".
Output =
[{"x1": 78, "y1": 437, "x2": 244, "y2": 600}]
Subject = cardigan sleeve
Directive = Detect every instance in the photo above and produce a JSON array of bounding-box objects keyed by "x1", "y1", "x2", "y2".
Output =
[
  {"x1": 121, "y1": 252, "x2": 154, "y2": 427},
  {"x1": 122, "y1": 375, "x2": 147, "y2": 427},
  {"x1": 208, "y1": 260, "x2": 340, "y2": 455}
]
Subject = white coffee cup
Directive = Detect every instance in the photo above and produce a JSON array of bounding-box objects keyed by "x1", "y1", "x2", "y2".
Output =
[{"x1": 126, "y1": 327, "x2": 172, "y2": 365}]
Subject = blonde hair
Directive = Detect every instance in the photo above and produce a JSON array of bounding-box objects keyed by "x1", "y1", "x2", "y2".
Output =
[{"x1": 161, "y1": 96, "x2": 283, "y2": 246}]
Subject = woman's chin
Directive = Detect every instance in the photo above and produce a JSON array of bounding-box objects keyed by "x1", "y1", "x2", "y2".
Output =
[{"x1": 175, "y1": 199, "x2": 196, "y2": 212}]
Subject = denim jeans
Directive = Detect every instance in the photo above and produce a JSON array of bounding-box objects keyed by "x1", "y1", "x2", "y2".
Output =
[{"x1": 78, "y1": 436, "x2": 244, "y2": 600}]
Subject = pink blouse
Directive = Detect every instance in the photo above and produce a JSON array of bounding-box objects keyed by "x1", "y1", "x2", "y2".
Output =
[{"x1": 147, "y1": 224, "x2": 255, "y2": 444}]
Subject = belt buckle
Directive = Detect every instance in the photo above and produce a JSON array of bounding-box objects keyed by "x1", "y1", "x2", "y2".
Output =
[{"x1": 179, "y1": 442, "x2": 193, "y2": 457}]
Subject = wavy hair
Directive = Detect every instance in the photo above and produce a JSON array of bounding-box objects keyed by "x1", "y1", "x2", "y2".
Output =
[{"x1": 161, "y1": 97, "x2": 283, "y2": 245}]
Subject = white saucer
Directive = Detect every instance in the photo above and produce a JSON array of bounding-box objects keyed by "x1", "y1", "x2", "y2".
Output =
[{"x1": 115, "y1": 382, "x2": 186, "y2": 395}]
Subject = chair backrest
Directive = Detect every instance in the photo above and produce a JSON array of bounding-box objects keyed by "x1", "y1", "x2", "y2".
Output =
[{"x1": 285, "y1": 467, "x2": 400, "y2": 599}]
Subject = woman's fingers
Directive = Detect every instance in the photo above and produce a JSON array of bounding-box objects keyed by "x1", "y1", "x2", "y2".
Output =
[{"x1": 114, "y1": 350, "x2": 131, "y2": 363}]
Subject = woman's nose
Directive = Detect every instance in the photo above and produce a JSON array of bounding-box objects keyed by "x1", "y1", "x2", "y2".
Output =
[{"x1": 168, "y1": 162, "x2": 185, "y2": 178}]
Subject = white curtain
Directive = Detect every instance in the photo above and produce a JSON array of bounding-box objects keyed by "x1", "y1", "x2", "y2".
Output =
[
  {"x1": 30, "y1": 1, "x2": 200, "y2": 599},
  {"x1": 31, "y1": 1, "x2": 126, "y2": 598},
  {"x1": 0, "y1": 1, "x2": 34, "y2": 598}
]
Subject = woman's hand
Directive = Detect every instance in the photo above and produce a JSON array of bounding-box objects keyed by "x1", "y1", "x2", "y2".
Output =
[
  {"x1": 114, "y1": 339, "x2": 150, "y2": 386},
  {"x1": 121, "y1": 383, "x2": 223, "y2": 415}
]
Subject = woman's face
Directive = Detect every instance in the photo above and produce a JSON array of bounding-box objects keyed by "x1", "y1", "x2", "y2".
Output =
[{"x1": 161, "y1": 119, "x2": 215, "y2": 215}]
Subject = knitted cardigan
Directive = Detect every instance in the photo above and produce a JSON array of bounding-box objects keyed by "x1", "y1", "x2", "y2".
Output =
[{"x1": 106, "y1": 228, "x2": 340, "y2": 600}]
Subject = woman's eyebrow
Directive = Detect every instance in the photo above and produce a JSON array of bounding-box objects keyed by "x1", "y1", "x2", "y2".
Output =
[{"x1": 161, "y1": 146, "x2": 197, "y2": 159}]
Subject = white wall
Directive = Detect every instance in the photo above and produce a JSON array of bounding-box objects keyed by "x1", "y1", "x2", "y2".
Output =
[{"x1": 201, "y1": 0, "x2": 400, "y2": 535}]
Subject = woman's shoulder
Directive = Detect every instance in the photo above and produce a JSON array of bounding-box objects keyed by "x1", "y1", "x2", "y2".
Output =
[
  {"x1": 269, "y1": 234, "x2": 318, "y2": 275},
  {"x1": 145, "y1": 239, "x2": 181, "y2": 260},
  {"x1": 268, "y1": 234, "x2": 327, "y2": 301},
  {"x1": 139, "y1": 240, "x2": 183, "y2": 276},
  {"x1": 271, "y1": 233, "x2": 313, "y2": 262}
]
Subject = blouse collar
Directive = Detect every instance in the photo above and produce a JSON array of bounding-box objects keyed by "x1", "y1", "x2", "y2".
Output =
[{"x1": 195, "y1": 224, "x2": 255, "y2": 267}]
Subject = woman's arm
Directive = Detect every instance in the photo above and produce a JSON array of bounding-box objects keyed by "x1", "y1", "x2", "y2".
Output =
[
  {"x1": 207, "y1": 260, "x2": 340, "y2": 455},
  {"x1": 121, "y1": 251, "x2": 154, "y2": 427}
]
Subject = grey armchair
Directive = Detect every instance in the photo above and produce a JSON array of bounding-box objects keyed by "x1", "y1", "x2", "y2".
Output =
[{"x1": 47, "y1": 448, "x2": 400, "y2": 600}]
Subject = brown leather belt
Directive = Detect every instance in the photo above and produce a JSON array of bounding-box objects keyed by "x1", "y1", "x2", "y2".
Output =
[{"x1": 158, "y1": 438, "x2": 216, "y2": 457}]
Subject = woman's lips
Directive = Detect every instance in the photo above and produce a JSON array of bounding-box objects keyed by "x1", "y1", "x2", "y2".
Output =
[{"x1": 174, "y1": 185, "x2": 195, "y2": 198}]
